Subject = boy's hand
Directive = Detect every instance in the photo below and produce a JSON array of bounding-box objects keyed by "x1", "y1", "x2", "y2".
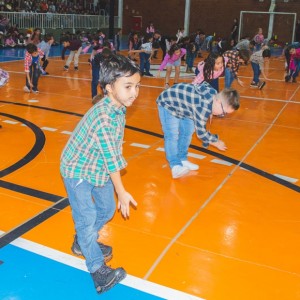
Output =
[
  {"x1": 210, "y1": 140, "x2": 227, "y2": 151},
  {"x1": 237, "y1": 78, "x2": 244, "y2": 87},
  {"x1": 28, "y1": 82, "x2": 33, "y2": 88},
  {"x1": 117, "y1": 191, "x2": 137, "y2": 218}
]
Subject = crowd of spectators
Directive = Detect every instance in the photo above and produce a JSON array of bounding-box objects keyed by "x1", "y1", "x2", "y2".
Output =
[{"x1": 0, "y1": 0, "x2": 110, "y2": 15}]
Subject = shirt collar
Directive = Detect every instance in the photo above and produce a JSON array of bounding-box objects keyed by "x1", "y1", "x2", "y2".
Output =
[{"x1": 104, "y1": 97, "x2": 126, "y2": 115}]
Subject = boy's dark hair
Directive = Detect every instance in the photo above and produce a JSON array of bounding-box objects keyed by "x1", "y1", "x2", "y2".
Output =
[
  {"x1": 143, "y1": 33, "x2": 153, "y2": 43},
  {"x1": 262, "y1": 48, "x2": 271, "y2": 58},
  {"x1": 26, "y1": 43, "x2": 37, "y2": 54},
  {"x1": 99, "y1": 54, "x2": 140, "y2": 94},
  {"x1": 44, "y1": 33, "x2": 53, "y2": 42},
  {"x1": 168, "y1": 43, "x2": 181, "y2": 56},
  {"x1": 220, "y1": 88, "x2": 240, "y2": 110},
  {"x1": 168, "y1": 36, "x2": 177, "y2": 42},
  {"x1": 94, "y1": 48, "x2": 112, "y2": 65},
  {"x1": 61, "y1": 37, "x2": 70, "y2": 43},
  {"x1": 238, "y1": 49, "x2": 250, "y2": 63}
]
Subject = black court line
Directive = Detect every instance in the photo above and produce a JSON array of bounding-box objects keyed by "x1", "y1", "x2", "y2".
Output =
[
  {"x1": 0, "y1": 113, "x2": 46, "y2": 178},
  {"x1": 0, "y1": 100, "x2": 299, "y2": 249},
  {"x1": 0, "y1": 197, "x2": 69, "y2": 248},
  {"x1": 1, "y1": 100, "x2": 299, "y2": 193},
  {"x1": 0, "y1": 180, "x2": 62, "y2": 202}
]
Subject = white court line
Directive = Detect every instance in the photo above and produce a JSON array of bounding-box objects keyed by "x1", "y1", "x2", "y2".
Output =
[
  {"x1": 211, "y1": 159, "x2": 233, "y2": 166},
  {"x1": 241, "y1": 95, "x2": 300, "y2": 104},
  {"x1": 61, "y1": 130, "x2": 72, "y2": 135},
  {"x1": 130, "y1": 142, "x2": 151, "y2": 149},
  {"x1": 41, "y1": 126, "x2": 57, "y2": 132},
  {"x1": 0, "y1": 230, "x2": 204, "y2": 300},
  {"x1": 188, "y1": 152, "x2": 206, "y2": 160},
  {"x1": 274, "y1": 174, "x2": 298, "y2": 183},
  {"x1": 2, "y1": 120, "x2": 18, "y2": 124}
]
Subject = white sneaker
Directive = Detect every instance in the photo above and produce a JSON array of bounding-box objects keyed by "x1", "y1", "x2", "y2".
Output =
[
  {"x1": 171, "y1": 165, "x2": 190, "y2": 179},
  {"x1": 181, "y1": 160, "x2": 199, "y2": 170},
  {"x1": 23, "y1": 86, "x2": 30, "y2": 93}
]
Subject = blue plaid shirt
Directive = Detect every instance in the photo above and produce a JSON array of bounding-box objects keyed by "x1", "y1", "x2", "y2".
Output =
[{"x1": 156, "y1": 81, "x2": 218, "y2": 148}]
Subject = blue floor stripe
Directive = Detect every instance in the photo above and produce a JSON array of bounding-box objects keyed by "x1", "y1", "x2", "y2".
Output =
[{"x1": 0, "y1": 244, "x2": 164, "y2": 300}]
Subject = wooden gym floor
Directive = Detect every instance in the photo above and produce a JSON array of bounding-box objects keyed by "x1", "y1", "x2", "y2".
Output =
[{"x1": 0, "y1": 46, "x2": 300, "y2": 300}]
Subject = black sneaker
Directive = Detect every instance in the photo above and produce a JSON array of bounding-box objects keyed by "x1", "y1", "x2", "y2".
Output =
[
  {"x1": 74, "y1": 66, "x2": 79, "y2": 71},
  {"x1": 292, "y1": 77, "x2": 297, "y2": 83},
  {"x1": 71, "y1": 235, "x2": 112, "y2": 262},
  {"x1": 258, "y1": 81, "x2": 266, "y2": 90},
  {"x1": 250, "y1": 82, "x2": 258, "y2": 88},
  {"x1": 144, "y1": 73, "x2": 153, "y2": 77},
  {"x1": 63, "y1": 65, "x2": 69, "y2": 71},
  {"x1": 285, "y1": 75, "x2": 291, "y2": 82},
  {"x1": 92, "y1": 264, "x2": 126, "y2": 294}
]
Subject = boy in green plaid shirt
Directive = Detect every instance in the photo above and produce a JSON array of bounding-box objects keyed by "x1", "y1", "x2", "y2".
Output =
[{"x1": 60, "y1": 54, "x2": 140, "y2": 294}]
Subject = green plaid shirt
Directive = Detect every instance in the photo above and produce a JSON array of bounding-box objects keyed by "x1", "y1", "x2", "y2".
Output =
[{"x1": 60, "y1": 97, "x2": 127, "y2": 186}]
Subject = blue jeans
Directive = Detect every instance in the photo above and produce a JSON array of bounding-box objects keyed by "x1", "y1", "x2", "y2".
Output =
[
  {"x1": 186, "y1": 53, "x2": 196, "y2": 68},
  {"x1": 63, "y1": 178, "x2": 116, "y2": 273},
  {"x1": 139, "y1": 52, "x2": 151, "y2": 74},
  {"x1": 26, "y1": 62, "x2": 40, "y2": 91},
  {"x1": 208, "y1": 78, "x2": 219, "y2": 92},
  {"x1": 251, "y1": 62, "x2": 261, "y2": 84},
  {"x1": 91, "y1": 60, "x2": 100, "y2": 98},
  {"x1": 225, "y1": 67, "x2": 235, "y2": 88},
  {"x1": 158, "y1": 105, "x2": 195, "y2": 168}
]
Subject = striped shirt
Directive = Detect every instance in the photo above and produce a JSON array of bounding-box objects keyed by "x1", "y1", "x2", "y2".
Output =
[
  {"x1": 60, "y1": 97, "x2": 127, "y2": 186},
  {"x1": 156, "y1": 82, "x2": 218, "y2": 148}
]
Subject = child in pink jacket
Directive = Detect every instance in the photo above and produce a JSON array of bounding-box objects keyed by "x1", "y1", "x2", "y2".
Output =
[
  {"x1": 156, "y1": 44, "x2": 186, "y2": 89},
  {"x1": 285, "y1": 47, "x2": 300, "y2": 83},
  {"x1": 193, "y1": 52, "x2": 228, "y2": 92}
]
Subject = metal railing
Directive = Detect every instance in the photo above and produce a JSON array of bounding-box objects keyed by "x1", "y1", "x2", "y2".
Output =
[{"x1": 0, "y1": 11, "x2": 119, "y2": 32}]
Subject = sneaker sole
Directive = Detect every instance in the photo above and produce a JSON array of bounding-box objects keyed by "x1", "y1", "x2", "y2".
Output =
[
  {"x1": 172, "y1": 169, "x2": 190, "y2": 179},
  {"x1": 259, "y1": 82, "x2": 266, "y2": 90},
  {"x1": 71, "y1": 246, "x2": 113, "y2": 263},
  {"x1": 96, "y1": 269, "x2": 127, "y2": 294}
]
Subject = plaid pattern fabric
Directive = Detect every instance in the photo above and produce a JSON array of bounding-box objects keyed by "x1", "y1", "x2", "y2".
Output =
[
  {"x1": 156, "y1": 81, "x2": 218, "y2": 147},
  {"x1": 60, "y1": 97, "x2": 127, "y2": 187},
  {"x1": 223, "y1": 50, "x2": 240, "y2": 77},
  {"x1": 24, "y1": 48, "x2": 44, "y2": 72}
]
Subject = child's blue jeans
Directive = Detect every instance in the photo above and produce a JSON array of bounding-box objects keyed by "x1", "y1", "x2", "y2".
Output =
[
  {"x1": 91, "y1": 60, "x2": 100, "y2": 98},
  {"x1": 139, "y1": 52, "x2": 151, "y2": 74},
  {"x1": 26, "y1": 62, "x2": 40, "y2": 91},
  {"x1": 225, "y1": 67, "x2": 235, "y2": 88},
  {"x1": 186, "y1": 53, "x2": 196, "y2": 68},
  {"x1": 158, "y1": 105, "x2": 195, "y2": 169},
  {"x1": 63, "y1": 177, "x2": 116, "y2": 273},
  {"x1": 251, "y1": 62, "x2": 261, "y2": 84}
]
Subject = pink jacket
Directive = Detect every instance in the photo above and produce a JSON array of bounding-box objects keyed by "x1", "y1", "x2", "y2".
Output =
[
  {"x1": 289, "y1": 48, "x2": 300, "y2": 71},
  {"x1": 193, "y1": 57, "x2": 228, "y2": 84},
  {"x1": 159, "y1": 48, "x2": 186, "y2": 71}
]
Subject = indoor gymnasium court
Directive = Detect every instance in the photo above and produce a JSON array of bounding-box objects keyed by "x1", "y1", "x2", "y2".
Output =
[{"x1": 0, "y1": 38, "x2": 300, "y2": 299}]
